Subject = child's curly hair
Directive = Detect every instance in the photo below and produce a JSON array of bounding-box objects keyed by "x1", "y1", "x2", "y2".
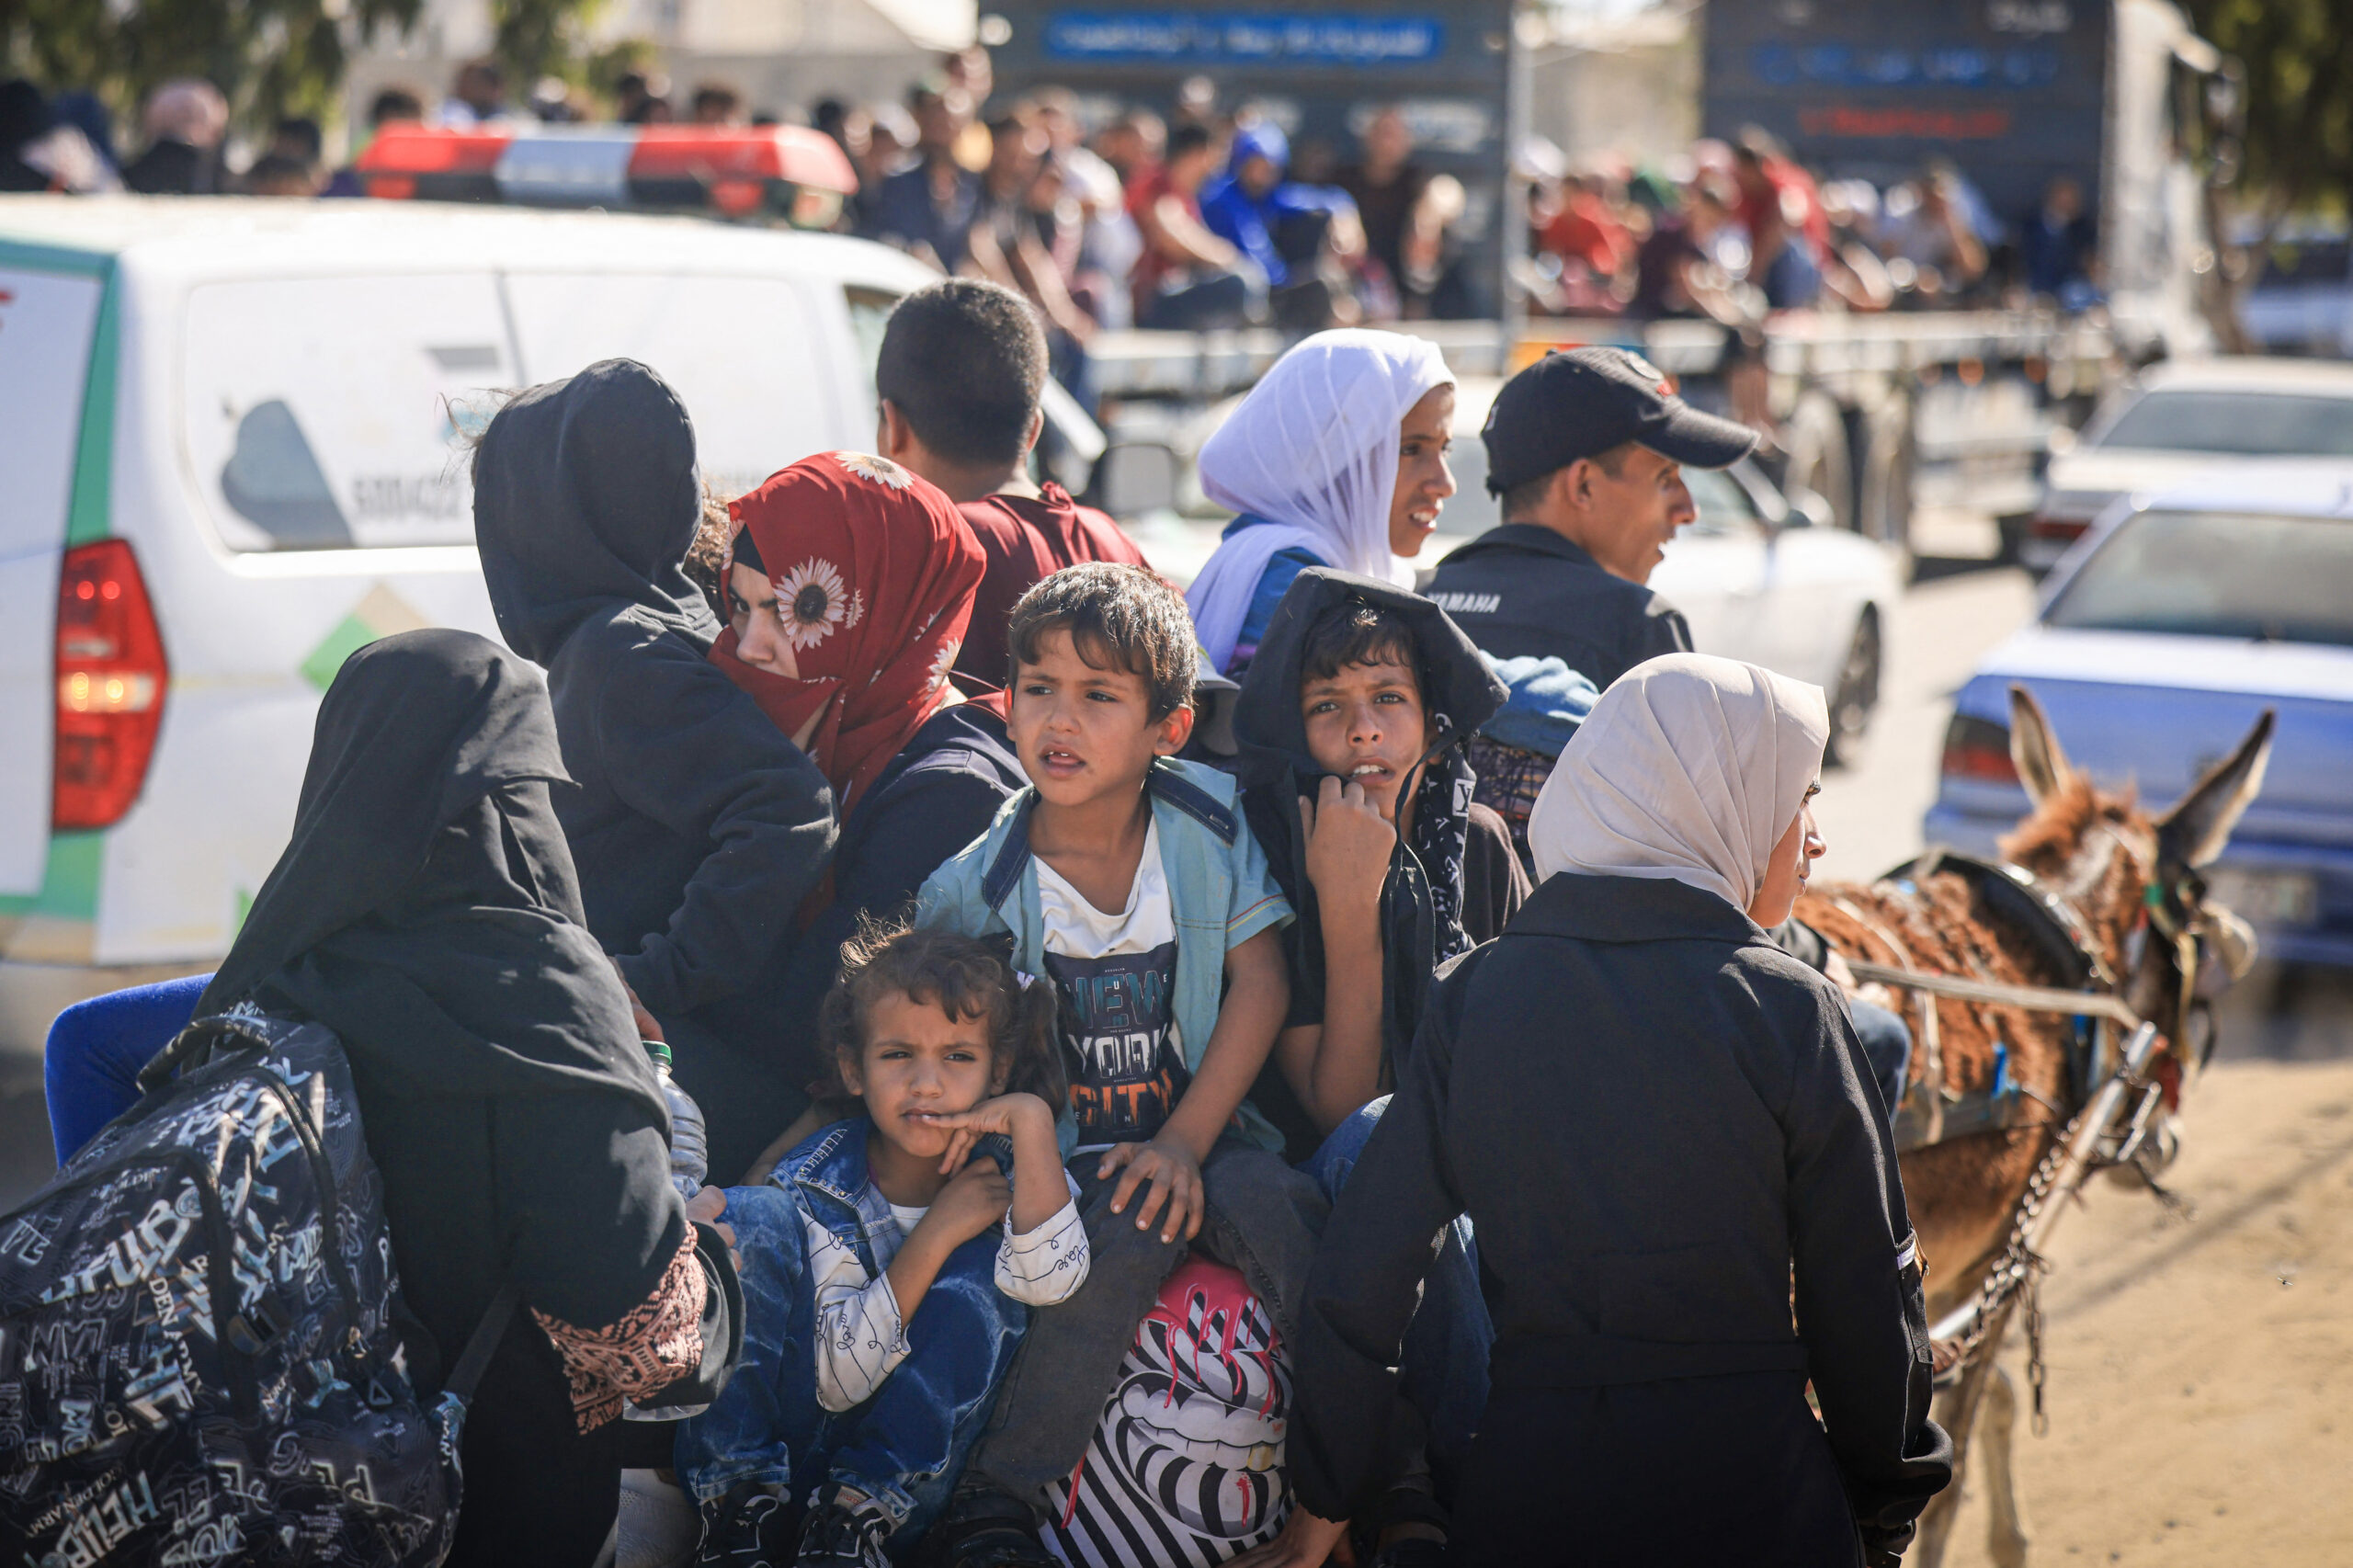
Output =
[
  {"x1": 682, "y1": 485, "x2": 738, "y2": 625},
  {"x1": 817, "y1": 918, "x2": 1064, "y2": 1108}
]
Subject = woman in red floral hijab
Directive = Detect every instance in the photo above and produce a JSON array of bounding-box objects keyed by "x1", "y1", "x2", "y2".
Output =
[
  {"x1": 713, "y1": 452, "x2": 1029, "y2": 1116},
  {"x1": 714, "y1": 450, "x2": 992, "y2": 815}
]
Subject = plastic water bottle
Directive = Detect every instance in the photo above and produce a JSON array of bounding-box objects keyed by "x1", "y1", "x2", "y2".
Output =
[
  {"x1": 627, "y1": 1039, "x2": 714, "y2": 1424},
  {"x1": 646, "y1": 1040, "x2": 707, "y2": 1203}
]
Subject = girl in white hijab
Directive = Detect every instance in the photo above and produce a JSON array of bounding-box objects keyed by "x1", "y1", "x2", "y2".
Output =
[
  {"x1": 1187, "y1": 328, "x2": 1456, "y2": 675},
  {"x1": 1528, "y1": 652, "x2": 1830, "y2": 921}
]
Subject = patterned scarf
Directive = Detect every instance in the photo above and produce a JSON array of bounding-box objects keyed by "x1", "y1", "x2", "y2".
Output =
[
  {"x1": 712, "y1": 451, "x2": 984, "y2": 816},
  {"x1": 1408, "y1": 734, "x2": 1478, "y2": 963}
]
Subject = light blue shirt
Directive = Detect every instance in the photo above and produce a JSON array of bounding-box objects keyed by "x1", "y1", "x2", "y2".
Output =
[{"x1": 915, "y1": 757, "x2": 1293, "y2": 1154}]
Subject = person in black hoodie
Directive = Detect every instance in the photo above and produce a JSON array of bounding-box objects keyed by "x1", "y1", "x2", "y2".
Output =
[
  {"x1": 473, "y1": 359, "x2": 836, "y2": 1181},
  {"x1": 1285, "y1": 653, "x2": 1949, "y2": 1568},
  {"x1": 1233, "y1": 569, "x2": 1527, "y2": 1158},
  {"x1": 193, "y1": 630, "x2": 743, "y2": 1567},
  {"x1": 1228, "y1": 568, "x2": 1527, "y2": 1564}
]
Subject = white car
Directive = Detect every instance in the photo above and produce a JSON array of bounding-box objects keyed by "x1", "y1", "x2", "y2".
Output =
[
  {"x1": 0, "y1": 194, "x2": 943, "y2": 1062},
  {"x1": 2023, "y1": 357, "x2": 2353, "y2": 570},
  {"x1": 1428, "y1": 379, "x2": 1905, "y2": 761}
]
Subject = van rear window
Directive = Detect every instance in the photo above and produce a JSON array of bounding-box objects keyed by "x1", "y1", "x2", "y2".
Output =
[{"x1": 183, "y1": 275, "x2": 514, "y2": 551}]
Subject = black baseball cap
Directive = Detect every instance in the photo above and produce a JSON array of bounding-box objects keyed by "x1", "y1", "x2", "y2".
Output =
[{"x1": 1482, "y1": 347, "x2": 1760, "y2": 495}]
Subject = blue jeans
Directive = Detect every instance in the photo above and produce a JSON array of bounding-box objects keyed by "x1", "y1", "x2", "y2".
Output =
[
  {"x1": 1301, "y1": 1099, "x2": 1495, "y2": 1494},
  {"x1": 1848, "y1": 998, "x2": 1913, "y2": 1126},
  {"x1": 676, "y1": 1186, "x2": 1028, "y2": 1551},
  {"x1": 966, "y1": 1140, "x2": 1327, "y2": 1495}
]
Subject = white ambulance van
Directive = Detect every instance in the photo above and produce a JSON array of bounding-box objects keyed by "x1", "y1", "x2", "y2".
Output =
[{"x1": 0, "y1": 195, "x2": 938, "y2": 1066}]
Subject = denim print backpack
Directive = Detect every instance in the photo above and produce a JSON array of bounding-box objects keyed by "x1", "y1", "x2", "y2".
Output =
[{"x1": 0, "y1": 1012, "x2": 510, "y2": 1567}]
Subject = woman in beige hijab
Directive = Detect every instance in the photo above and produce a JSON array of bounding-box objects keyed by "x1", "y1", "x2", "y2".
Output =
[{"x1": 1280, "y1": 653, "x2": 1949, "y2": 1568}]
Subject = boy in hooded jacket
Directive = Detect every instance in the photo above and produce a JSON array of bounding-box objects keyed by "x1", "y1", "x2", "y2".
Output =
[
  {"x1": 1229, "y1": 568, "x2": 1530, "y2": 1562},
  {"x1": 472, "y1": 359, "x2": 837, "y2": 1180}
]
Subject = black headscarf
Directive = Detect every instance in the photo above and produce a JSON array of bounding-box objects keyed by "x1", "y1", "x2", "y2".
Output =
[
  {"x1": 197, "y1": 630, "x2": 665, "y2": 1124},
  {"x1": 472, "y1": 358, "x2": 719, "y2": 665},
  {"x1": 1233, "y1": 569, "x2": 1506, "y2": 1080}
]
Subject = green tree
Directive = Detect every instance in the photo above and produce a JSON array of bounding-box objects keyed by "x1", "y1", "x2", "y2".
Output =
[
  {"x1": 2183, "y1": 0, "x2": 2353, "y2": 342},
  {"x1": 2185, "y1": 0, "x2": 2353, "y2": 219},
  {"x1": 0, "y1": 0, "x2": 604, "y2": 132}
]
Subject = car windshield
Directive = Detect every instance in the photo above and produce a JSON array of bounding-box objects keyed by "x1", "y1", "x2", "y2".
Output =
[
  {"x1": 2097, "y1": 389, "x2": 2353, "y2": 458},
  {"x1": 2045, "y1": 508, "x2": 2353, "y2": 647}
]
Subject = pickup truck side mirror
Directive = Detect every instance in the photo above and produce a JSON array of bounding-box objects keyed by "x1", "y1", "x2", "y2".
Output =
[{"x1": 1098, "y1": 440, "x2": 1183, "y2": 517}]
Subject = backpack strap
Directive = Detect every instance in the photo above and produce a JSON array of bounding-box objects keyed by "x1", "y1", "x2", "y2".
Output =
[
  {"x1": 135, "y1": 1012, "x2": 271, "y2": 1095},
  {"x1": 441, "y1": 1282, "x2": 521, "y2": 1406}
]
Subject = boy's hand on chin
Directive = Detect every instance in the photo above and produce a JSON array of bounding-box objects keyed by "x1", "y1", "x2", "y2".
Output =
[
  {"x1": 1099, "y1": 1134, "x2": 1204, "y2": 1244},
  {"x1": 925, "y1": 1158, "x2": 1015, "y2": 1245},
  {"x1": 1301, "y1": 776, "x2": 1396, "y2": 912}
]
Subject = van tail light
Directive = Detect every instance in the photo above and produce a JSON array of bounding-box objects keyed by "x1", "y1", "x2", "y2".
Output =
[
  {"x1": 1939, "y1": 712, "x2": 2018, "y2": 785},
  {"x1": 2029, "y1": 513, "x2": 2090, "y2": 546},
  {"x1": 54, "y1": 540, "x2": 168, "y2": 831}
]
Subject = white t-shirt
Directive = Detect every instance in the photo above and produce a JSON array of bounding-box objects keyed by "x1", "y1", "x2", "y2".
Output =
[{"x1": 1036, "y1": 819, "x2": 1188, "y2": 1153}]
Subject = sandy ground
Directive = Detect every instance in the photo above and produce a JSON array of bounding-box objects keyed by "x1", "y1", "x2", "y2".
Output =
[{"x1": 1935, "y1": 1044, "x2": 2353, "y2": 1565}]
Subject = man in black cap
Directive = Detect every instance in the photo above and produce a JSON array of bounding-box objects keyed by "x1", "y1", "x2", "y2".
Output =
[{"x1": 1427, "y1": 346, "x2": 1759, "y2": 689}]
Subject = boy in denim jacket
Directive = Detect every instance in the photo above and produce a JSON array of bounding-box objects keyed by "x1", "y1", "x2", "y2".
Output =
[{"x1": 915, "y1": 564, "x2": 1328, "y2": 1561}]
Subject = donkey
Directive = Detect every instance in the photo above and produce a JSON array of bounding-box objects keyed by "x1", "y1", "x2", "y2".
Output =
[{"x1": 1795, "y1": 687, "x2": 2275, "y2": 1568}]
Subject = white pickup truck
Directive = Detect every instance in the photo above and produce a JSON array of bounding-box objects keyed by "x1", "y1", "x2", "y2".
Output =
[{"x1": 0, "y1": 195, "x2": 940, "y2": 1066}]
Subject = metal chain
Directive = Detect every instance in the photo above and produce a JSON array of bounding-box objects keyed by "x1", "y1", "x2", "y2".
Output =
[
  {"x1": 1936, "y1": 1114, "x2": 2081, "y2": 1384},
  {"x1": 2023, "y1": 1264, "x2": 2051, "y2": 1437}
]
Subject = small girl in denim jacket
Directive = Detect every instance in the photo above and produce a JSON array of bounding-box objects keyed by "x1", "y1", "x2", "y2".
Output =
[{"x1": 678, "y1": 923, "x2": 1088, "y2": 1566}]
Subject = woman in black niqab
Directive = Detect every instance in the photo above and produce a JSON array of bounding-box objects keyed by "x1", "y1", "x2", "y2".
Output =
[
  {"x1": 472, "y1": 358, "x2": 837, "y2": 1179},
  {"x1": 200, "y1": 630, "x2": 741, "y2": 1568}
]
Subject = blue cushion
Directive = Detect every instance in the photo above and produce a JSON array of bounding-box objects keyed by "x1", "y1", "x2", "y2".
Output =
[{"x1": 44, "y1": 973, "x2": 210, "y2": 1165}]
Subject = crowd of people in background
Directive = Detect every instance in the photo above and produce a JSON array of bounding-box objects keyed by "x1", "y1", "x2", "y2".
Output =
[
  {"x1": 1524, "y1": 124, "x2": 2100, "y2": 323},
  {"x1": 2, "y1": 46, "x2": 2102, "y2": 342}
]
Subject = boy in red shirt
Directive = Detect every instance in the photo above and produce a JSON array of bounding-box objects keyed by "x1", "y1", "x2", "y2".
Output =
[{"x1": 873, "y1": 278, "x2": 1154, "y2": 688}]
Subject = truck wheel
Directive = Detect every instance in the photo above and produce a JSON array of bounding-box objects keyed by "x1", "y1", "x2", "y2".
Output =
[
  {"x1": 1780, "y1": 393, "x2": 1853, "y2": 532},
  {"x1": 1825, "y1": 608, "x2": 1881, "y2": 769}
]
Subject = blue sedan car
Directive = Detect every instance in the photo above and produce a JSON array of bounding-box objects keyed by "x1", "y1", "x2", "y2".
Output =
[{"x1": 1925, "y1": 465, "x2": 2353, "y2": 967}]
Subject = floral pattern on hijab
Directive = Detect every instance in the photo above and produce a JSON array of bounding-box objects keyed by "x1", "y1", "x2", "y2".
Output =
[{"x1": 712, "y1": 451, "x2": 984, "y2": 815}]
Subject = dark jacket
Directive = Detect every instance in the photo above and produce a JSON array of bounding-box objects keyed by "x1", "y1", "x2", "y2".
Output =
[
  {"x1": 196, "y1": 631, "x2": 741, "y2": 1426},
  {"x1": 770, "y1": 701, "x2": 1026, "y2": 1058},
  {"x1": 1290, "y1": 871, "x2": 1951, "y2": 1559},
  {"x1": 1231, "y1": 568, "x2": 1529, "y2": 1160},
  {"x1": 472, "y1": 360, "x2": 836, "y2": 1040},
  {"x1": 1426, "y1": 524, "x2": 1692, "y2": 688}
]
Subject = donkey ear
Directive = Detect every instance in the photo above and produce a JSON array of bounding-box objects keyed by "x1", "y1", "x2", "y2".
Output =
[
  {"x1": 2008, "y1": 685, "x2": 2072, "y2": 808},
  {"x1": 2157, "y1": 709, "x2": 2276, "y2": 869}
]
